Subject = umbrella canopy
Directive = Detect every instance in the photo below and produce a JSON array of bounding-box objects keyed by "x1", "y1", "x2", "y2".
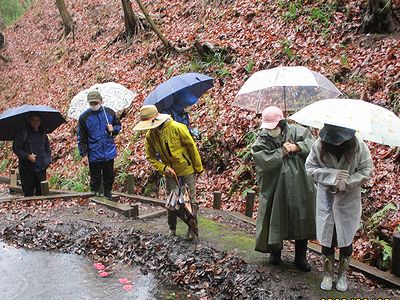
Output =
[
  {"x1": 165, "y1": 184, "x2": 198, "y2": 237},
  {"x1": 143, "y1": 72, "x2": 214, "y2": 112},
  {"x1": 68, "y1": 82, "x2": 137, "y2": 119},
  {"x1": 0, "y1": 105, "x2": 66, "y2": 141},
  {"x1": 233, "y1": 66, "x2": 342, "y2": 113},
  {"x1": 289, "y1": 98, "x2": 400, "y2": 147}
]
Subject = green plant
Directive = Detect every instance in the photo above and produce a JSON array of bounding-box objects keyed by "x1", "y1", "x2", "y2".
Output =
[
  {"x1": 0, "y1": 159, "x2": 9, "y2": 173},
  {"x1": 166, "y1": 65, "x2": 177, "y2": 79},
  {"x1": 340, "y1": 53, "x2": 348, "y2": 66},
  {"x1": 114, "y1": 148, "x2": 132, "y2": 186},
  {"x1": 367, "y1": 202, "x2": 397, "y2": 231},
  {"x1": 0, "y1": 0, "x2": 33, "y2": 26},
  {"x1": 72, "y1": 147, "x2": 82, "y2": 163},
  {"x1": 371, "y1": 237, "x2": 392, "y2": 270},
  {"x1": 280, "y1": 39, "x2": 295, "y2": 60},
  {"x1": 244, "y1": 59, "x2": 255, "y2": 74},
  {"x1": 283, "y1": 0, "x2": 302, "y2": 21}
]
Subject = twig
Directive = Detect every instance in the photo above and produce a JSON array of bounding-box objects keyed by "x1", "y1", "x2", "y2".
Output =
[{"x1": 80, "y1": 218, "x2": 101, "y2": 224}]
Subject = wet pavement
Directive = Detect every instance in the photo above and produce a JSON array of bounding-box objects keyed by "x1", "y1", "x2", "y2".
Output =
[{"x1": 0, "y1": 242, "x2": 188, "y2": 300}]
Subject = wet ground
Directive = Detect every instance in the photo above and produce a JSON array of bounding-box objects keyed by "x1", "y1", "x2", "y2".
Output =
[
  {"x1": 0, "y1": 196, "x2": 399, "y2": 300},
  {"x1": 0, "y1": 242, "x2": 188, "y2": 300}
]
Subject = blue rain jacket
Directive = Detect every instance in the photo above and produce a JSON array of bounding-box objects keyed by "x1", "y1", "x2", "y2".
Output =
[{"x1": 78, "y1": 106, "x2": 121, "y2": 163}]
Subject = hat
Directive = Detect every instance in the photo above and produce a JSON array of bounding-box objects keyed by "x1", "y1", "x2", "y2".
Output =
[
  {"x1": 319, "y1": 123, "x2": 356, "y2": 145},
  {"x1": 132, "y1": 105, "x2": 170, "y2": 131},
  {"x1": 87, "y1": 91, "x2": 103, "y2": 103},
  {"x1": 260, "y1": 106, "x2": 284, "y2": 129}
]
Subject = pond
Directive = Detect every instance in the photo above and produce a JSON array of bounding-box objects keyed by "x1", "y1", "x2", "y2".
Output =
[{"x1": 0, "y1": 242, "x2": 190, "y2": 299}]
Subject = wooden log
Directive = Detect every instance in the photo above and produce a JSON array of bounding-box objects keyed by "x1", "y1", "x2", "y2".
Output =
[
  {"x1": 392, "y1": 232, "x2": 400, "y2": 277},
  {"x1": 127, "y1": 174, "x2": 135, "y2": 194},
  {"x1": 10, "y1": 169, "x2": 18, "y2": 188},
  {"x1": 90, "y1": 196, "x2": 139, "y2": 218},
  {"x1": 0, "y1": 176, "x2": 10, "y2": 184},
  {"x1": 40, "y1": 181, "x2": 50, "y2": 196},
  {"x1": 112, "y1": 191, "x2": 165, "y2": 207},
  {"x1": 244, "y1": 191, "x2": 255, "y2": 218},
  {"x1": 139, "y1": 209, "x2": 166, "y2": 220},
  {"x1": 0, "y1": 192, "x2": 94, "y2": 203},
  {"x1": 213, "y1": 191, "x2": 222, "y2": 209}
]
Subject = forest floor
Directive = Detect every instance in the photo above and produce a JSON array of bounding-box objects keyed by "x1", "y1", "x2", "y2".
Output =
[{"x1": 0, "y1": 196, "x2": 399, "y2": 300}]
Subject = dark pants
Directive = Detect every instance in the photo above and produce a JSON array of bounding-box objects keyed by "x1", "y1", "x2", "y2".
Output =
[
  {"x1": 322, "y1": 227, "x2": 353, "y2": 257},
  {"x1": 89, "y1": 160, "x2": 114, "y2": 195},
  {"x1": 165, "y1": 173, "x2": 197, "y2": 231},
  {"x1": 19, "y1": 166, "x2": 46, "y2": 197}
]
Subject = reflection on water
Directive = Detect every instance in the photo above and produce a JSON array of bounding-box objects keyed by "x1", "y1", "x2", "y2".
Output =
[{"x1": 0, "y1": 242, "x2": 189, "y2": 300}]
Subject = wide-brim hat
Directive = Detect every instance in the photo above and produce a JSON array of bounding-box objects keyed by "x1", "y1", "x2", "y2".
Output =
[
  {"x1": 319, "y1": 123, "x2": 356, "y2": 145},
  {"x1": 133, "y1": 104, "x2": 170, "y2": 131}
]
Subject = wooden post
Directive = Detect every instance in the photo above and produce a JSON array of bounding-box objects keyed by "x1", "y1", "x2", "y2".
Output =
[
  {"x1": 213, "y1": 191, "x2": 222, "y2": 209},
  {"x1": 392, "y1": 232, "x2": 400, "y2": 277},
  {"x1": 40, "y1": 181, "x2": 50, "y2": 196},
  {"x1": 129, "y1": 203, "x2": 139, "y2": 218},
  {"x1": 245, "y1": 191, "x2": 255, "y2": 218},
  {"x1": 10, "y1": 169, "x2": 18, "y2": 187},
  {"x1": 127, "y1": 174, "x2": 135, "y2": 194}
]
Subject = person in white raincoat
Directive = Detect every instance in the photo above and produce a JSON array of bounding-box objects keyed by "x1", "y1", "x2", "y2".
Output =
[{"x1": 305, "y1": 124, "x2": 373, "y2": 292}]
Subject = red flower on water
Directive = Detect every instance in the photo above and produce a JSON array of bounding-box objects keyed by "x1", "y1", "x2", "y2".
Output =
[
  {"x1": 119, "y1": 278, "x2": 130, "y2": 284},
  {"x1": 94, "y1": 262, "x2": 105, "y2": 270},
  {"x1": 123, "y1": 284, "x2": 133, "y2": 291}
]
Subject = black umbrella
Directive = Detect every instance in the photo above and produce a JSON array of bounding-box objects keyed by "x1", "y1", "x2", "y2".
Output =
[{"x1": 0, "y1": 105, "x2": 67, "y2": 141}]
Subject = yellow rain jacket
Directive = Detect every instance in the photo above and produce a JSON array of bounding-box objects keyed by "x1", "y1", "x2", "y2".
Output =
[{"x1": 145, "y1": 119, "x2": 203, "y2": 177}]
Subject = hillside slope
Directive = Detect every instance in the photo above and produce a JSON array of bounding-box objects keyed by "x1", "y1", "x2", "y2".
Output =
[{"x1": 0, "y1": 0, "x2": 399, "y2": 266}]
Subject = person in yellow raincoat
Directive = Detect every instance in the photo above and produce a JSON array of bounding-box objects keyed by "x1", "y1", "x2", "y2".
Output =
[{"x1": 133, "y1": 105, "x2": 203, "y2": 238}]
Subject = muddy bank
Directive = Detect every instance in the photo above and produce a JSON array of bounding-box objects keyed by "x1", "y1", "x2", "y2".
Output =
[{"x1": 0, "y1": 198, "x2": 399, "y2": 300}]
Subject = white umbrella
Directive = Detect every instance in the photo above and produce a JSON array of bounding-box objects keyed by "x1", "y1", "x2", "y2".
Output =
[
  {"x1": 68, "y1": 82, "x2": 137, "y2": 119},
  {"x1": 289, "y1": 98, "x2": 400, "y2": 147},
  {"x1": 233, "y1": 66, "x2": 342, "y2": 113}
]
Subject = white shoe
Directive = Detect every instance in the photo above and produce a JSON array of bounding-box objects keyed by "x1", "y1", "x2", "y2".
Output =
[
  {"x1": 320, "y1": 255, "x2": 334, "y2": 291},
  {"x1": 320, "y1": 274, "x2": 333, "y2": 291},
  {"x1": 336, "y1": 256, "x2": 350, "y2": 292}
]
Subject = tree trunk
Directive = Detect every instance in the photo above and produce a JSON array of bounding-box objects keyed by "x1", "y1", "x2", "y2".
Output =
[
  {"x1": 55, "y1": 0, "x2": 75, "y2": 39},
  {"x1": 361, "y1": 0, "x2": 394, "y2": 34},
  {"x1": 134, "y1": 0, "x2": 171, "y2": 49},
  {"x1": 121, "y1": 0, "x2": 142, "y2": 45}
]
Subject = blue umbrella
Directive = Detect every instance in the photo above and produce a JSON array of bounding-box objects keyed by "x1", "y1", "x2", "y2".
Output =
[
  {"x1": 0, "y1": 105, "x2": 67, "y2": 141},
  {"x1": 143, "y1": 72, "x2": 214, "y2": 112}
]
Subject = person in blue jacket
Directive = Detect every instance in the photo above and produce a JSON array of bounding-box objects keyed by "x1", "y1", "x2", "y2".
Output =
[
  {"x1": 78, "y1": 91, "x2": 121, "y2": 199},
  {"x1": 13, "y1": 114, "x2": 52, "y2": 196}
]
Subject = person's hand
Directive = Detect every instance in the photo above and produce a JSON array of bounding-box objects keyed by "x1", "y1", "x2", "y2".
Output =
[
  {"x1": 335, "y1": 169, "x2": 349, "y2": 183},
  {"x1": 282, "y1": 142, "x2": 300, "y2": 156},
  {"x1": 81, "y1": 155, "x2": 88, "y2": 165},
  {"x1": 107, "y1": 124, "x2": 113, "y2": 133},
  {"x1": 165, "y1": 166, "x2": 176, "y2": 177},
  {"x1": 28, "y1": 153, "x2": 37, "y2": 162},
  {"x1": 338, "y1": 180, "x2": 347, "y2": 192}
]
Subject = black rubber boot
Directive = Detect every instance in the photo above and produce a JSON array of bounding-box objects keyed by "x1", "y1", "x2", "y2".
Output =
[
  {"x1": 269, "y1": 249, "x2": 282, "y2": 265},
  {"x1": 294, "y1": 239, "x2": 311, "y2": 272},
  {"x1": 104, "y1": 190, "x2": 112, "y2": 200}
]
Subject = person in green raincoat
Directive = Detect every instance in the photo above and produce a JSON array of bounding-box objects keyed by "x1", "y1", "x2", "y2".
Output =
[{"x1": 251, "y1": 106, "x2": 316, "y2": 271}]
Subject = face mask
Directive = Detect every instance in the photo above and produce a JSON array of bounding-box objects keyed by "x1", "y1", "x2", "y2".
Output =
[
  {"x1": 267, "y1": 127, "x2": 281, "y2": 138},
  {"x1": 90, "y1": 104, "x2": 101, "y2": 111}
]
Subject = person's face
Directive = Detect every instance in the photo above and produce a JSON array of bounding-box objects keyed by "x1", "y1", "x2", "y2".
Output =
[
  {"x1": 89, "y1": 100, "x2": 102, "y2": 111},
  {"x1": 29, "y1": 116, "x2": 41, "y2": 130}
]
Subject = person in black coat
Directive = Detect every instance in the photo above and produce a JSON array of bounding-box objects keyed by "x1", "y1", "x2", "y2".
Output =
[{"x1": 13, "y1": 114, "x2": 52, "y2": 196}]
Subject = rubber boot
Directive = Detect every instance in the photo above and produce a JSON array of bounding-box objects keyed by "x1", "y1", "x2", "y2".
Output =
[
  {"x1": 269, "y1": 249, "x2": 282, "y2": 265},
  {"x1": 294, "y1": 239, "x2": 311, "y2": 272},
  {"x1": 320, "y1": 255, "x2": 334, "y2": 291},
  {"x1": 336, "y1": 256, "x2": 350, "y2": 292}
]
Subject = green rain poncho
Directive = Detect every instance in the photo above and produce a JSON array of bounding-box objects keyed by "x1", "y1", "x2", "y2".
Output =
[{"x1": 252, "y1": 124, "x2": 316, "y2": 252}]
